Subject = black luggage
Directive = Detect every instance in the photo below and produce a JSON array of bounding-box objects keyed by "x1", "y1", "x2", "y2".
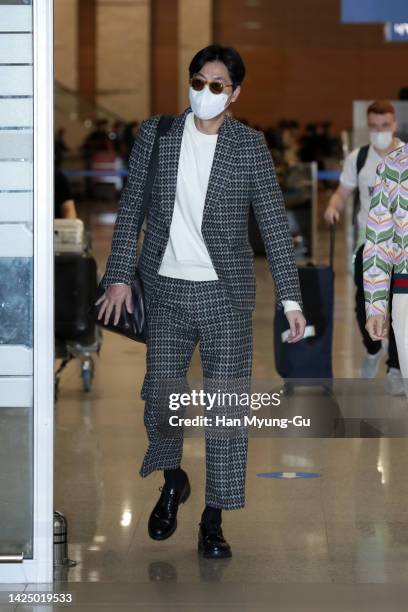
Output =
[
  {"x1": 274, "y1": 226, "x2": 335, "y2": 380},
  {"x1": 55, "y1": 253, "x2": 98, "y2": 340}
]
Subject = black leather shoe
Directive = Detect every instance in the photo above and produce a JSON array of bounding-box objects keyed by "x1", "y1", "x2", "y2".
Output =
[
  {"x1": 198, "y1": 523, "x2": 232, "y2": 559},
  {"x1": 148, "y1": 475, "x2": 191, "y2": 541}
]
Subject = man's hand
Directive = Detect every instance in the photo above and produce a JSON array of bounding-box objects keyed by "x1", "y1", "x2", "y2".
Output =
[
  {"x1": 324, "y1": 186, "x2": 351, "y2": 225},
  {"x1": 365, "y1": 314, "x2": 387, "y2": 341},
  {"x1": 324, "y1": 204, "x2": 340, "y2": 225},
  {"x1": 286, "y1": 310, "x2": 306, "y2": 343},
  {"x1": 95, "y1": 283, "x2": 133, "y2": 326}
]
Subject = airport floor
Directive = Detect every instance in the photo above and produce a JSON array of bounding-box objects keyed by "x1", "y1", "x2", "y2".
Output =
[{"x1": 50, "y1": 200, "x2": 408, "y2": 609}]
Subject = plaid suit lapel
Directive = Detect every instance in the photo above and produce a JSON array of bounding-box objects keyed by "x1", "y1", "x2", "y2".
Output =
[
  {"x1": 157, "y1": 108, "x2": 189, "y2": 228},
  {"x1": 157, "y1": 108, "x2": 239, "y2": 229},
  {"x1": 202, "y1": 113, "x2": 239, "y2": 226}
]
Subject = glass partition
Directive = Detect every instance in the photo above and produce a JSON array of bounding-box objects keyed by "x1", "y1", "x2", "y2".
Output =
[{"x1": 0, "y1": 0, "x2": 34, "y2": 559}]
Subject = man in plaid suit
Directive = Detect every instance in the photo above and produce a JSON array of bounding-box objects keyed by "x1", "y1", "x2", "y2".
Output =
[{"x1": 96, "y1": 45, "x2": 305, "y2": 559}]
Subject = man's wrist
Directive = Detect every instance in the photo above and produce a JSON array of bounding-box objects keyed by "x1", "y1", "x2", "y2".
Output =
[
  {"x1": 282, "y1": 300, "x2": 302, "y2": 314},
  {"x1": 329, "y1": 202, "x2": 341, "y2": 214},
  {"x1": 366, "y1": 305, "x2": 387, "y2": 319}
]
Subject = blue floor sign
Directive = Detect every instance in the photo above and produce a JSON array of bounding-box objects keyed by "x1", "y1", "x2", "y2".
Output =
[{"x1": 257, "y1": 471, "x2": 321, "y2": 479}]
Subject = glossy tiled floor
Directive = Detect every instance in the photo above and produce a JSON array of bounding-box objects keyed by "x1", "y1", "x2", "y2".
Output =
[{"x1": 47, "y1": 202, "x2": 408, "y2": 609}]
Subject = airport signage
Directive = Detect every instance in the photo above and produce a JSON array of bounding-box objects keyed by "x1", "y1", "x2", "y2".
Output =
[
  {"x1": 385, "y1": 22, "x2": 408, "y2": 42},
  {"x1": 342, "y1": 0, "x2": 408, "y2": 23}
]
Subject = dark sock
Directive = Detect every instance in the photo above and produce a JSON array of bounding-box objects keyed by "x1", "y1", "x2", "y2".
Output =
[
  {"x1": 163, "y1": 467, "x2": 186, "y2": 489},
  {"x1": 201, "y1": 505, "x2": 222, "y2": 529}
]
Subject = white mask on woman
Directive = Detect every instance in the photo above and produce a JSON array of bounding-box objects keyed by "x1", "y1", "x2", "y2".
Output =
[
  {"x1": 370, "y1": 131, "x2": 393, "y2": 150},
  {"x1": 188, "y1": 85, "x2": 230, "y2": 121}
]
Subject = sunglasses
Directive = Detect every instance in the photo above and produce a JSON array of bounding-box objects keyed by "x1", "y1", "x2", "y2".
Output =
[{"x1": 189, "y1": 76, "x2": 233, "y2": 95}]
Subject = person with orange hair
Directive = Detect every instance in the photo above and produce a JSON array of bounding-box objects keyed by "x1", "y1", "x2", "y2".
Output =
[{"x1": 324, "y1": 100, "x2": 404, "y2": 390}]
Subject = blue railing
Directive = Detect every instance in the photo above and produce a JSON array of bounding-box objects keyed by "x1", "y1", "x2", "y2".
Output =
[{"x1": 63, "y1": 169, "x2": 342, "y2": 181}]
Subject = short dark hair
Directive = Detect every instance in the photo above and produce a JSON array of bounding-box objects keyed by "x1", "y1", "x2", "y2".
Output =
[{"x1": 189, "y1": 45, "x2": 246, "y2": 90}]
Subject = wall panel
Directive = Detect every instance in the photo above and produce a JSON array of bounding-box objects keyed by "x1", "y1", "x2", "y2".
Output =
[
  {"x1": 214, "y1": 0, "x2": 408, "y2": 130},
  {"x1": 54, "y1": 0, "x2": 78, "y2": 90},
  {"x1": 97, "y1": 0, "x2": 151, "y2": 120}
]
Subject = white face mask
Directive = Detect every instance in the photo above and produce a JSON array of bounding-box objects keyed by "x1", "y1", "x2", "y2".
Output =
[
  {"x1": 370, "y1": 130, "x2": 393, "y2": 150},
  {"x1": 188, "y1": 85, "x2": 230, "y2": 120}
]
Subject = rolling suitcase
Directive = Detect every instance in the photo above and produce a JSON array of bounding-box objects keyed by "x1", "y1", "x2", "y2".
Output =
[
  {"x1": 55, "y1": 253, "x2": 98, "y2": 340},
  {"x1": 274, "y1": 225, "x2": 335, "y2": 380}
]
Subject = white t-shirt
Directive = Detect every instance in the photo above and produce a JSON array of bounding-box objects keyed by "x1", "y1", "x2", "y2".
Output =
[
  {"x1": 157, "y1": 111, "x2": 300, "y2": 313},
  {"x1": 158, "y1": 111, "x2": 219, "y2": 280},
  {"x1": 340, "y1": 140, "x2": 404, "y2": 235}
]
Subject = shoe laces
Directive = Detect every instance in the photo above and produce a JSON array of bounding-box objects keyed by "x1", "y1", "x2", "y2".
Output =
[{"x1": 158, "y1": 483, "x2": 179, "y2": 515}]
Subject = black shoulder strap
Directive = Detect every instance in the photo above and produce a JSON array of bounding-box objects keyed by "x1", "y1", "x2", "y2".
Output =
[
  {"x1": 356, "y1": 144, "x2": 369, "y2": 176},
  {"x1": 137, "y1": 114, "x2": 174, "y2": 238},
  {"x1": 352, "y1": 144, "x2": 370, "y2": 243}
]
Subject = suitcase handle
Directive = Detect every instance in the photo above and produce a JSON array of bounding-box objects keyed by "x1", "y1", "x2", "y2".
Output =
[{"x1": 329, "y1": 222, "x2": 336, "y2": 270}]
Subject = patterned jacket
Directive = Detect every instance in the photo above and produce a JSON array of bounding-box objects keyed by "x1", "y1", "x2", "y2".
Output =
[
  {"x1": 363, "y1": 143, "x2": 408, "y2": 317},
  {"x1": 102, "y1": 106, "x2": 302, "y2": 311}
]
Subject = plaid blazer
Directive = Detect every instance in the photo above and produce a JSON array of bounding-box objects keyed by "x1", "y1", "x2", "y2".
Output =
[{"x1": 102, "y1": 106, "x2": 302, "y2": 311}]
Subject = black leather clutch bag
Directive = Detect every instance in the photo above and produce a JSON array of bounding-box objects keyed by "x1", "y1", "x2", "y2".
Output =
[
  {"x1": 89, "y1": 114, "x2": 174, "y2": 343},
  {"x1": 90, "y1": 271, "x2": 147, "y2": 343}
]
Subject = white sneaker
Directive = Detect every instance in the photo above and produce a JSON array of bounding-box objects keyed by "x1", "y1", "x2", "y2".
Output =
[
  {"x1": 385, "y1": 368, "x2": 406, "y2": 396},
  {"x1": 360, "y1": 349, "x2": 384, "y2": 378}
]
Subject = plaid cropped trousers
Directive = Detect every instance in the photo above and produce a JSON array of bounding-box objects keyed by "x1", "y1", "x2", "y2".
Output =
[{"x1": 139, "y1": 275, "x2": 253, "y2": 510}]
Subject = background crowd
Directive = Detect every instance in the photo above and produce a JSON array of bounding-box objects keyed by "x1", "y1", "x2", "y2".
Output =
[{"x1": 55, "y1": 116, "x2": 343, "y2": 178}]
